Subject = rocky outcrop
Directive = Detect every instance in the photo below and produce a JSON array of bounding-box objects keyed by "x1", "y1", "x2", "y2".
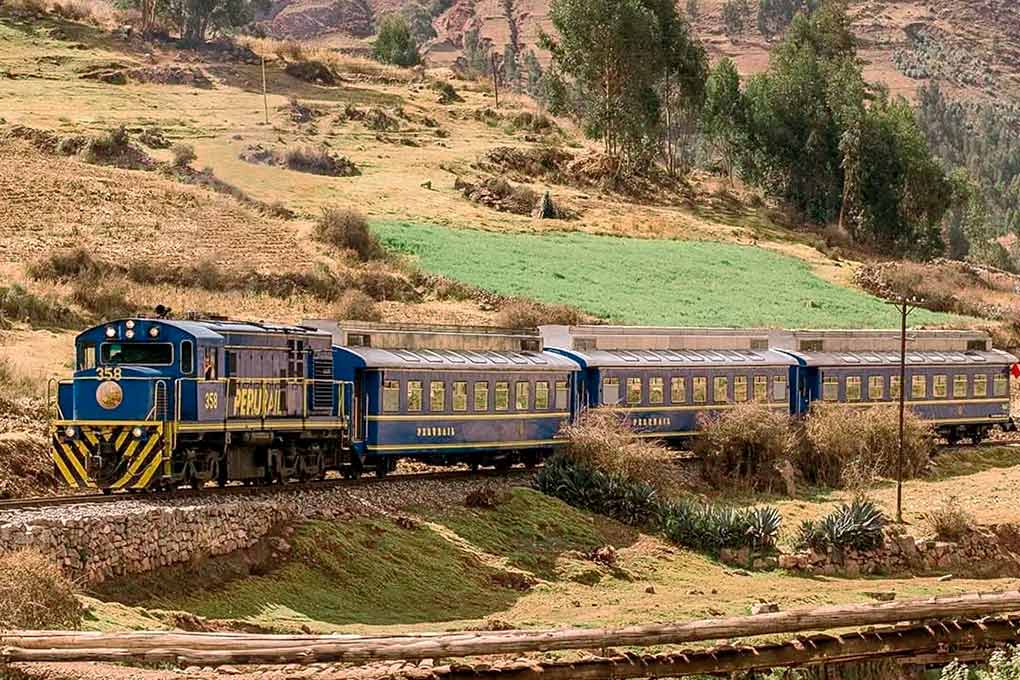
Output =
[{"x1": 0, "y1": 475, "x2": 529, "y2": 585}]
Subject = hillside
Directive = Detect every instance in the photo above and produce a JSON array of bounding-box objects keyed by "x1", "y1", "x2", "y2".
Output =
[{"x1": 268, "y1": 0, "x2": 1020, "y2": 103}]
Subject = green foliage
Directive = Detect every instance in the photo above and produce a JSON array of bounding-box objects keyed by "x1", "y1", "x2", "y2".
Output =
[
  {"x1": 374, "y1": 220, "x2": 958, "y2": 327},
  {"x1": 373, "y1": 13, "x2": 421, "y2": 67},
  {"x1": 703, "y1": 57, "x2": 744, "y2": 177},
  {"x1": 401, "y1": 1, "x2": 437, "y2": 45},
  {"x1": 757, "y1": 0, "x2": 819, "y2": 39},
  {"x1": 536, "y1": 454, "x2": 781, "y2": 555},
  {"x1": 543, "y1": 0, "x2": 706, "y2": 165},
  {"x1": 523, "y1": 50, "x2": 544, "y2": 98},
  {"x1": 685, "y1": 0, "x2": 699, "y2": 20},
  {"x1": 721, "y1": 0, "x2": 749, "y2": 36},
  {"x1": 460, "y1": 27, "x2": 491, "y2": 78},
  {"x1": 116, "y1": 0, "x2": 266, "y2": 43},
  {"x1": 942, "y1": 646, "x2": 1020, "y2": 680},
  {"x1": 794, "y1": 498, "x2": 886, "y2": 553}
]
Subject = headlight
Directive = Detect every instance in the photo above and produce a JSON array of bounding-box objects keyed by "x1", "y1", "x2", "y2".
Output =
[
  {"x1": 96, "y1": 381, "x2": 124, "y2": 410},
  {"x1": 125, "y1": 329, "x2": 135, "y2": 339},
  {"x1": 125, "y1": 320, "x2": 135, "y2": 329},
  {"x1": 132, "y1": 427, "x2": 143, "y2": 438},
  {"x1": 149, "y1": 327, "x2": 160, "y2": 338},
  {"x1": 64, "y1": 426, "x2": 76, "y2": 438},
  {"x1": 105, "y1": 326, "x2": 116, "y2": 338}
]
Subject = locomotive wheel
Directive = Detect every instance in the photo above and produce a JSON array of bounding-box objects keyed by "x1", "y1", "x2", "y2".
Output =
[{"x1": 375, "y1": 462, "x2": 389, "y2": 478}]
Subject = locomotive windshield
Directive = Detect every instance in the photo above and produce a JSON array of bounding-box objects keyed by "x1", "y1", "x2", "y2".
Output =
[{"x1": 100, "y1": 342, "x2": 173, "y2": 366}]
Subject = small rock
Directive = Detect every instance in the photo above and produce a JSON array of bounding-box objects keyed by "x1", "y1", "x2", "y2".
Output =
[
  {"x1": 645, "y1": 585, "x2": 656, "y2": 594},
  {"x1": 751, "y1": 602, "x2": 780, "y2": 615}
]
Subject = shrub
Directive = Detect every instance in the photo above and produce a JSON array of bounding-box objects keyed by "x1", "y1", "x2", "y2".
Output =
[
  {"x1": 71, "y1": 282, "x2": 135, "y2": 320},
  {"x1": 696, "y1": 401, "x2": 794, "y2": 492},
  {"x1": 798, "y1": 403, "x2": 933, "y2": 487},
  {"x1": 496, "y1": 299, "x2": 588, "y2": 329},
  {"x1": 0, "y1": 549, "x2": 83, "y2": 630},
  {"x1": 171, "y1": 143, "x2": 197, "y2": 168},
  {"x1": 5, "y1": 0, "x2": 48, "y2": 16},
  {"x1": 0, "y1": 284, "x2": 82, "y2": 328},
  {"x1": 83, "y1": 126, "x2": 130, "y2": 163},
  {"x1": 26, "y1": 247, "x2": 105, "y2": 281},
  {"x1": 658, "y1": 500, "x2": 781, "y2": 553},
  {"x1": 921, "y1": 495, "x2": 974, "y2": 542},
  {"x1": 795, "y1": 498, "x2": 886, "y2": 553},
  {"x1": 559, "y1": 407, "x2": 674, "y2": 492},
  {"x1": 314, "y1": 208, "x2": 384, "y2": 261},
  {"x1": 282, "y1": 145, "x2": 359, "y2": 177},
  {"x1": 431, "y1": 80, "x2": 463, "y2": 104},
  {"x1": 943, "y1": 647, "x2": 1020, "y2": 680},
  {"x1": 373, "y1": 13, "x2": 421, "y2": 67},
  {"x1": 50, "y1": 0, "x2": 92, "y2": 21},
  {"x1": 535, "y1": 453, "x2": 660, "y2": 527},
  {"x1": 333, "y1": 289, "x2": 382, "y2": 321}
]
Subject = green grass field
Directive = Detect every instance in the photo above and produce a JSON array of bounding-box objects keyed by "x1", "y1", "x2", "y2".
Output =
[{"x1": 375, "y1": 221, "x2": 958, "y2": 328}]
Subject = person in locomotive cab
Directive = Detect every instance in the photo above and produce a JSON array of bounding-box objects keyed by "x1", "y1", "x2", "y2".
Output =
[{"x1": 203, "y1": 354, "x2": 216, "y2": 380}]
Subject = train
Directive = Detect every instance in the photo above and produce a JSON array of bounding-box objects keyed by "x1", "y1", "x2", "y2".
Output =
[{"x1": 48, "y1": 316, "x2": 1018, "y2": 491}]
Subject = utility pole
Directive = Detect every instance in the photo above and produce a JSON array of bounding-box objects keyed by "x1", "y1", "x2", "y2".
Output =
[
  {"x1": 885, "y1": 295, "x2": 918, "y2": 524},
  {"x1": 491, "y1": 53, "x2": 500, "y2": 108},
  {"x1": 261, "y1": 56, "x2": 270, "y2": 125}
]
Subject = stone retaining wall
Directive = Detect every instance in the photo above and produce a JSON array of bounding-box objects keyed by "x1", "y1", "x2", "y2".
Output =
[
  {"x1": 0, "y1": 475, "x2": 530, "y2": 585},
  {"x1": 776, "y1": 525, "x2": 1020, "y2": 578}
]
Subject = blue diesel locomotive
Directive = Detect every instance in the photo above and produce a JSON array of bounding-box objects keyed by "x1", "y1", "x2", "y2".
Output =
[{"x1": 48, "y1": 319, "x2": 1017, "y2": 491}]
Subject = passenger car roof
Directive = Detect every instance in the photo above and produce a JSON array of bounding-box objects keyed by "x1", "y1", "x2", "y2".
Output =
[
  {"x1": 335, "y1": 346, "x2": 580, "y2": 370},
  {"x1": 778, "y1": 349, "x2": 1018, "y2": 367},
  {"x1": 550, "y1": 348, "x2": 797, "y2": 368}
]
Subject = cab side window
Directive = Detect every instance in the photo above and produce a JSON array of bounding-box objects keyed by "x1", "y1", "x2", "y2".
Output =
[{"x1": 181, "y1": 341, "x2": 194, "y2": 376}]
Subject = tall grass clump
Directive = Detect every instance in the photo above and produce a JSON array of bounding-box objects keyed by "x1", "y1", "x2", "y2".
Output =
[
  {"x1": 921, "y1": 495, "x2": 975, "y2": 542},
  {"x1": 314, "y1": 208, "x2": 385, "y2": 261},
  {"x1": 0, "y1": 284, "x2": 82, "y2": 328},
  {"x1": 798, "y1": 403, "x2": 933, "y2": 487},
  {"x1": 333, "y1": 289, "x2": 382, "y2": 322},
  {"x1": 696, "y1": 401, "x2": 794, "y2": 492},
  {"x1": 495, "y1": 299, "x2": 589, "y2": 329},
  {"x1": 0, "y1": 549, "x2": 83, "y2": 630}
]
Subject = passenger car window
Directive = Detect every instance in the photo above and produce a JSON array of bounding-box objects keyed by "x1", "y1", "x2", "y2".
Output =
[
  {"x1": 474, "y1": 382, "x2": 489, "y2": 411},
  {"x1": 516, "y1": 381, "x2": 530, "y2": 410},
  {"x1": 994, "y1": 375, "x2": 1009, "y2": 397},
  {"x1": 535, "y1": 381, "x2": 550, "y2": 409},
  {"x1": 671, "y1": 377, "x2": 687, "y2": 403},
  {"x1": 974, "y1": 374, "x2": 988, "y2": 397},
  {"x1": 713, "y1": 376, "x2": 729, "y2": 403},
  {"x1": 753, "y1": 375, "x2": 767, "y2": 401},
  {"x1": 383, "y1": 380, "x2": 400, "y2": 412},
  {"x1": 453, "y1": 381, "x2": 468, "y2": 411},
  {"x1": 868, "y1": 375, "x2": 884, "y2": 400},
  {"x1": 846, "y1": 376, "x2": 861, "y2": 401},
  {"x1": 911, "y1": 375, "x2": 927, "y2": 399},
  {"x1": 890, "y1": 376, "x2": 901, "y2": 400},
  {"x1": 649, "y1": 377, "x2": 664, "y2": 404},
  {"x1": 626, "y1": 377, "x2": 642, "y2": 405},
  {"x1": 773, "y1": 375, "x2": 788, "y2": 402},
  {"x1": 734, "y1": 376, "x2": 748, "y2": 402},
  {"x1": 693, "y1": 377, "x2": 707, "y2": 403},
  {"x1": 602, "y1": 377, "x2": 620, "y2": 404},
  {"x1": 407, "y1": 381, "x2": 423, "y2": 412},
  {"x1": 555, "y1": 380, "x2": 569, "y2": 410},
  {"x1": 933, "y1": 375, "x2": 947, "y2": 399},
  {"x1": 495, "y1": 382, "x2": 509, "y2": 410},
  {"x1": 430, "y1": 381, "x2": 446, "y2": 412},
  {"x1": 822, "y1": 377, "x2": 839, "y2": 401},
  {"x1": 953, "y1": 375, "x2": 967, "y2": 398}
]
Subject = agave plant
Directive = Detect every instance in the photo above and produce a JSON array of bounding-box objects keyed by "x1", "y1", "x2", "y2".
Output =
[
  {"x1": 794, "y1": 519, "x2": 829, "y2": 552},
  {"x1": 745, "y1": 506, "x2": 782, "y2": 551}
]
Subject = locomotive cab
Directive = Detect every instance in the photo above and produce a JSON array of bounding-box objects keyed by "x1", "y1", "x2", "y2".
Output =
[{"x1": 51, "y1": 318, "x2": 220, "y2": 490}]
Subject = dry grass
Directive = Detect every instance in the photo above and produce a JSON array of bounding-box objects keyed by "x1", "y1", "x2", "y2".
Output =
[
  {"x1": 560, "y1": 407, "x2": 682, "y2": 494},
  {"x1": 0, "y1": 549, "x2": 83, "y2": 629},
  {"x1": 314, "y1": 207, "x2": 384, "y2": 261},
  {"x1": 0, "y1": 283, "x2": 82, "y2": 329},
  {"x1": 332, "y1": 289, "x2": 381, "y2": 322},
  {"x1": 799, "y1": 403, "x2": 934, "y2": 488},
  {"x1": 239, "y1": 37, "x2": 418, "y2": 83},
  {"x1": 920, "y1": 495, "x2": 975, "y2": 542},
  {"x1": 495, "y1": 299, "x2": 589, "y2": 329},
  {"x1": 695, "y1": 401, "x2": 795, "y2": 492},
  {"x1": 171, "y1": 143, "x2": 197, "y2": 169}
]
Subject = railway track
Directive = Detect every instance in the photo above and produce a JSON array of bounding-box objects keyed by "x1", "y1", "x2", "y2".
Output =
[{"x1": 0, "y1": 468, "x2": 534, "y2": 513}]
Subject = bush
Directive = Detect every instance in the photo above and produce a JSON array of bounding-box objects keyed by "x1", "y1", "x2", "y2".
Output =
[
  {"x1": 333, "y1": 289, "x2": 382, "y2": 321},
  {"x1": 314, "y1": 208, "x2": 384, "y2": 261},
  {"x1": 535, "y1": 453, "x2": 660, "y2": 527},
  {"x1": 83, "y1": 126, "x2": 130, "y2": 163},
  {"x1": 798, "y1": 403, "x2": 933, "y2": 487},
  {"x1": 696, "y1": 401, "x2": 794, "y2": 492},
  {"x1": 431, "y1": 80, "x2": 463, "y2": 104},
  {"x1": 26, "y1": 247, "x2": 105, "y2": 281},
  {"x1": 373, "y1": 13, "x2": 421, "y2": 67},
  {"x1": 943, "y1": 647, "x2": 1020, "y2": 680},
  {"x1": 0, "y1": 549, "x2": 83, "y2": 630},
  {"x1": 794, "y1": 498, "x2": 886, "y2": 553},
  {"x1": 921, "y1": 495, "x2": 974, "y2": 542},
  {"x1": 282, "y1": 145, "x2": 359, "y2": 177},
  {"x1": 0, "y1": 284, "x2": 82, "y2": 328},
  {"x1": 171, "y1": 143, "x2": 197, "y2": 168},
  {"x1": 71, "y1": 282, "x2": 135, "y2": 320},
  {"x1": 5, "y1": 0, "x2": 48, "y2": 16},
  {"x1": 496, "y1": 299, "x2": 588, "y2": 329}
]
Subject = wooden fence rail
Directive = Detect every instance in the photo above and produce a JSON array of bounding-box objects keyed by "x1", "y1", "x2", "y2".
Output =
[{"x1": 2, "y1": 592, "x2": 1020, "y2": 667}]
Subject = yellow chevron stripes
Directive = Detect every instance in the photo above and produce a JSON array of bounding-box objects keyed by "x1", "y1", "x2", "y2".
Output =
[{"x1": 50, "y1": 423, "x2": 164, "y2": 491}]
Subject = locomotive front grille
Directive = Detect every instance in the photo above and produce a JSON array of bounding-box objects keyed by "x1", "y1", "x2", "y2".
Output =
[{"x1": 50, "y1": 423, "x2": 166, "y2": 490}]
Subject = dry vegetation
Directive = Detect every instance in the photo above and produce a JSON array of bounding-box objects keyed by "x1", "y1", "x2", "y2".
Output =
[
  {"x1": 494, "y1": 299, "x2": 589, "y2": 329},
  {"x1": 240, "y1": 37, "x2": 418, "y2": 83},
  {"x1": 313, "y1": 207, "x2": 385, "y2": 261},
  {"x1": 921, "y1": 495, "x2": 976, "y2": 542},
  {"x1": 0, "y1": 549, "x2": 83, "y2": 630},
  {"x1": 696, "y1": 402, "x2": 795, "y2": 492}
]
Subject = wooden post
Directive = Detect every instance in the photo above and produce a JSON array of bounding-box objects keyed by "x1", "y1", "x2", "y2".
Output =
[
  {"x1": 491, "y1": 53, "x2": 500, "y2": 108},
  {"x1": 2, "y1": 592, "x2": 1020, "y2": 666},
  {"x1": 261, "y1": 56, "x2": 269, "y2": 125}
]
